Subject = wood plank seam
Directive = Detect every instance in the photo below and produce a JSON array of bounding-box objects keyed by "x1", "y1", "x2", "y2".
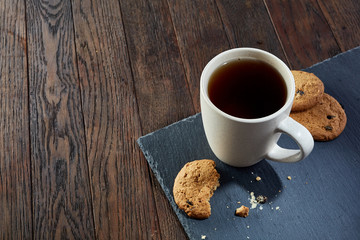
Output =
[
  {"x1": 262, "y1": 0, "x2": 292, "y2": 68},
  {"x1": 314, "y1": 0, "x2": 342, "y2": 52},
  {"x1": 1, "y1": 0, "x2": 33, "y2": 238},
  {"x1": 23, "y1": 0, "x2": 36, "y2": 239},
  {"x1": 114, "y1": 7, "x2": 165, "y2": 238},
  {"x1": 71, "y1": 0, "x2": 163, "y2": 238},
  {"x1": 213, "y1": 0, "x2": 239, "y2": 47},
  {"x1": 117, "y1": 0, "x2": 177, "y2": 236},
  {"x1": 163, "y1": 0, "x2": 196, "y2": 114},
  {"x1": 117, "y1": 0, "x2": 194, "y2": 238},
  {"x1": 114, "y1": 2, "x2": 164, "y2": 238},
  {"x1": 25, "y1": 0, "x2": 96, "y2": 238},
  {"x1": 213, "y1": 0, "x2": 232, "y2": 47},
  {"x1": 68, "y1": 1, "x2": 97, "y2": 238}
]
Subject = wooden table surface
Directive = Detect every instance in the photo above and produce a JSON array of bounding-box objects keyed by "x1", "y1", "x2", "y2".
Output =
[{"x1": 1, "y1": 0, "x2": 359, "y2": 239}]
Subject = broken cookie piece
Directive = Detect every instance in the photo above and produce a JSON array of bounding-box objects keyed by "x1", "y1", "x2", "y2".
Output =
[
  {"x1": 235, "y1": 205, "x2": 249, "y2": 218},
  {"x1": 173, "y1": 159, "x2": 220, "y2": 219}
]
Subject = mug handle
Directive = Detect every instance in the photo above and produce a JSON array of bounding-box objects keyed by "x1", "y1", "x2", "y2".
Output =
[{"x1": 266, "y1": 117, "x2": 314, "y2": 163}]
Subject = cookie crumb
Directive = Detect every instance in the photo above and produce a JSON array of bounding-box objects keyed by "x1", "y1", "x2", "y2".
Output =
[
  {"x1": 287, "y1": 176, "x2": 292, "y2": 180},
  {"x1": 237, "y1": 201, "x2": 241, "y2": 204},
  {"x1": 275, "y1": 206, "x2": 280, "y2": 210},
  {"x1": 235, "y1": 205, "x2": 249, "y2": 217},
  {"x1": 201, "y1": 235, "x2": 206, "y2": 239},
  {"x1": 256, "y1": 195, "x2": 268, "y2": 204},
  {"x1": 256, "y1": 176, "x2": 261, "y2": 181},
  {"x1": 249, "y1": 192, "x2": 258, "y2": 209}
]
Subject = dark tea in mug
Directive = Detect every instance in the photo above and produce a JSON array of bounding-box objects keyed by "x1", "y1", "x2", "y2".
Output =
[{"x1": 208, "y1": 58, "x2": 287, "y2": 119}]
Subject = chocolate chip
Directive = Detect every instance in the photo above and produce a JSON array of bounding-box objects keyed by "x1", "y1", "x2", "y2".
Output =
[
  {"x1": 324, "y1": 126, "x2": 333, "y2": 131},
  {"x1": 327, "y1": 115, "x2": 336, "y2": 119},
  {"x1": 296, "y1": 90, "x2": 305, "y2": 96}
]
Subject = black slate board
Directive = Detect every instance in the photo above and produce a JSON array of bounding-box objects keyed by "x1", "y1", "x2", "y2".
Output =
[{"x1": 137, "y1": 47, "x2": 360, "y2": 240}]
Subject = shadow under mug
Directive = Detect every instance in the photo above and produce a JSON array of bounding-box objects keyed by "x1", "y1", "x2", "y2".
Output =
[{"x1": 200, "y1": 48, "x2": 314, "y2": 167}]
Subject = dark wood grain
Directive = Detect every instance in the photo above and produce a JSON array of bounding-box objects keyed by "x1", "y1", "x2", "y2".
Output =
[
  {"x1": 26, "y1": 0, "x2": 95, "y2": 238},
  {"x1": 0, "y1": 0, "x2": 32, "y2": 238},
  {"x1": 119, "y1": 0, "x2": 196, "y2": 239},
  {"x1": 216, "y1": 0, "x2": 287, "y2": 62},
  {"x1": 174, "y1": 0, "x2": 289, "y2": 112},
  {"x1": 167, "y1": 0, "x2": 289, "y2": 112},
  {"x1": 71, "y1": 0, "x2": 161, "y2": 238},
  {"x1": 1, "y1": 0, "x2": 359, "y2": 239},
  {"x1": 119, "y1": 0, "x2": 195, "y2": 132},
  {"x1": 265, "y1": 0, "x2": 341, "y2": 69},
  {"x1": 167, "y1": 0, "x2": 230, "y2": 112},
  {"x1": 317, "y1": 0, "x2": 360, "y2": 52}
]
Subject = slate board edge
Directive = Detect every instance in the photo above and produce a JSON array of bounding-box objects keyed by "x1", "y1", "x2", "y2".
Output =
[
  {"x1": 137, "y1": 113, "x2": 201, "y2": 239},
  {"x1": 306, "y1": 45, "x2": 360, "y2": 70}
]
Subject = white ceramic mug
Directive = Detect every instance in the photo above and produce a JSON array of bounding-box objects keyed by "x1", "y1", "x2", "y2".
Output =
[{"x1": 200, "y1": 48, "x2": 314, "y2": 167}]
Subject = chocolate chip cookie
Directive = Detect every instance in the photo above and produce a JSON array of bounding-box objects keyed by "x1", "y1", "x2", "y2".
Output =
[
  {"x1": 173, "y1": 159, "x2": 220, "y2": 219},
  {"x1": 290, "y1": 93, "x2": 347, "y2": 141},
  {"x1": 291, "y1": 70, "x2": 325, "y2": 112}
]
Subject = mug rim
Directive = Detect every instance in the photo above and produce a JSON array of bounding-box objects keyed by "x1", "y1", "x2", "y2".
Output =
[{"x1": 200, "y1": 47, "x2": 295, "y2": 123}]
